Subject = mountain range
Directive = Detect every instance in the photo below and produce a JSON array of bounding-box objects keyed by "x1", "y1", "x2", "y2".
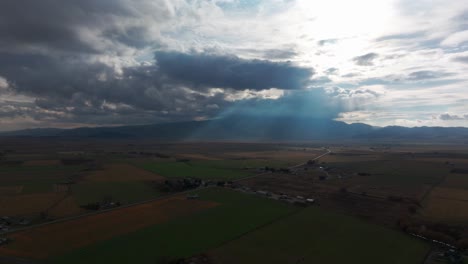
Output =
[{"x1": 1, "y1": 115, "x2": 467, "y2": 141}]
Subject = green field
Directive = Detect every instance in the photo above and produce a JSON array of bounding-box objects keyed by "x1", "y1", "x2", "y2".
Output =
[
  {"x1": 138, "y1": 161, "x2": 249, "y2": 180},
  {"x1": 329, "y1": 159, "x2": 448, "y2": 187},
  {"x1": 49, "y1": 188, "x2": 298, "y2": 264},
  {"x1": 72, "y1": 181, "x2": 160, "y2": 205},
  {"x1": 137, "y1": 159, "x2": 295, "y2": 181},
  {"x1": 0, "y1": 165, "x2": 84, "y2": 194},
  {"x1": 211, "y1": 206, "x2": 430, "y2": 264},
  {"x1": 48, "y1": 188, "x2": 430, "y2": 264}
]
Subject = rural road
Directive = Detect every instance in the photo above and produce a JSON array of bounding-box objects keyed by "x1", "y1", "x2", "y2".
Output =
[
  {"x1": 289, "y1": 148, "x2": 331, "y2": 169},
  {"x1": 1, "y1": 148, "x2": 331, "y2": 235}
]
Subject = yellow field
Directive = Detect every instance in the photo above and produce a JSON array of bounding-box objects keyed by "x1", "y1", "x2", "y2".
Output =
[{"x1": 422, "y1": 187, "x2": 468, "y2": 223}]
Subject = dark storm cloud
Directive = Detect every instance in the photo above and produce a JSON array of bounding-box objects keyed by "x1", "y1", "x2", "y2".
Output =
[
  {"x1": 0, "y1": 49, "x2": 316, "y2": 127},
  {"x1": 155, "y1": 51, "x2": 314, "y2": 90},
  {"x1": 0, "y1": 0, "x2": 171, "y2": 54},
  {"x1": 352, "y1": 53, "x2": 379, "y2": 66},
  {"x1": 0, "y1": 1, "x2": 317, "y2": 129}
]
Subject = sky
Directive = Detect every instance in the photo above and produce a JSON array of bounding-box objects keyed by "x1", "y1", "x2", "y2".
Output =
[{"x1": 0, "y1": 0, "x2": 468, "y2": 131}]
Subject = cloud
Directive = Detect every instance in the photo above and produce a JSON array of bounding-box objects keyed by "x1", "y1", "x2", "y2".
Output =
[
  {"x1": 317, "y1": 39, "x2": 338, "y2": 46},
  {"x1": 376, "y1": 31, "x2": 425, "y2": 42},
  {"x1": 0, "y1": 0, "x2": 176, "y2": 55},
  {"x1": 237, "y1": 48, "x2": 298, "y2": 60},
  {"x1": 155, "y1": 51, "x2": 314, "y2": 90},
  {"x1": 441, "y1": 30, "x2": 468, "y2": 47},
  {"x1": 453, "y1": 55, "x2": 468, "y2": 63},
  {"x1": 439, "y1": 113, "x2": 468, "y2": 120},
  {"x1": 0, "y1": 76, "x2": 8, "y2": 89},
  {"x1": 325, "y1": 67, "x2": 339, "y2": 75},
  {"x1": 0, "y1": 48, "x2": 316, "y2": 129},
  {"x1": 406, "y1": 70, "x2": 453, "y2": 81},
  {"x1": 0, "y1": 0, "x2": 468, "y2": 130},
  {"x1": 353, "y1": 53, "x2": 379, "y2": 66}
]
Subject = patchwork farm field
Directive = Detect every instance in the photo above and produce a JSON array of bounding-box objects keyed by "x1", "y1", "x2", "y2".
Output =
[
  {"x1": 137, "y1": 158, "x2": 295, "y2": 181},
  {"x1": 0, "y1": 187, "x2": 431, "y2": 264},
  {"x1": 47, "y1": 188, "x2": 297, "y2": 264},
  {"x1": 1, "y1": 140, "x2": 468, "y2": 263},
  {"x1": 0, "y1": 195, "x2": 219, "y2": 259}
]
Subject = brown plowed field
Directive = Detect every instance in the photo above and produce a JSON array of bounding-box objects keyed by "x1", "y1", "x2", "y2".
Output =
[
  {"x1": 47, "y1": 196, "x2": 85, "y2": 219},
  {"x1": 0, "y1": 186, "x2": 23, "y2": 195},
  {"x1": 84, "y1": 163, "x2": 165, "y2": 182},
  {"x1": 0, "y1": 193, "x2": 62, "y2": 216},
  {"x1": 0, "y1": 196, "x2": 218, "y2": 259},
  {"x1": 421, "y1": 187, "x2": 468, "y2": 222}
]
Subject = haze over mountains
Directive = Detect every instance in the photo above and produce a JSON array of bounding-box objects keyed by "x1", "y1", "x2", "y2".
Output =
[{"x1": 1, "y1": 116, "x2": 467, "y2": 141}]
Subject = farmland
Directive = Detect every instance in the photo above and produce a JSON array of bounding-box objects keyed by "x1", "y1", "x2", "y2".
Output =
[
  {"x1": 210, "y1": 207, "x2": 430, "y2": 264},
  {"x1": 0, "y1": 195, "x2": 219, "y2": 259},
  {"x1": 137, "y1": 159, "x2": 295, "y2": 181},
  {"x1": 0, "y1": 188, "x2": 298, "y2": 263},
  {"x1": 0, "y1": 139, "x2": 467, "y2": 263}
]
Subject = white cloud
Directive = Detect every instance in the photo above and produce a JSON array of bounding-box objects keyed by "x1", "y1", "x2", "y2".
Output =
[
  {"x1": 0, "y1": 76, "x2": 8, "y2": 90},
  {"x1": 224, "y1": 88, "x2": 284, "y2": 102},
  {"x1": 441, "y1": 30, "x2": 468, "y2": 47}
]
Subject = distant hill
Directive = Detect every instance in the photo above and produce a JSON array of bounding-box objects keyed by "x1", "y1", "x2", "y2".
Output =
[{"x1": 1, "y1": 116, "x2": 467, "y2": 141}]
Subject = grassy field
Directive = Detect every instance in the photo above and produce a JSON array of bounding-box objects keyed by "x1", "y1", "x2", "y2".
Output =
[
  {"x1": 137, "y1": 159, "x2": 298, "y2": 181},
  {"x1": 210, "y1": 206, "x2": 430, "y2": 264},
  {"x1": 72, "y1": 181, "x2": 160, "y2": 205},
  {"x1": 48, "y1": 188, "x2": 298, "y2": 264},
  {"x1": 328, "y1": 159, "x2": 448, "y2": 187},
  {"x1": 0, "y1": 165, "x2": 84, "y2": 194},
  {"x1": 138, "y1": 161, "x2": 251, "y2": 180}
]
